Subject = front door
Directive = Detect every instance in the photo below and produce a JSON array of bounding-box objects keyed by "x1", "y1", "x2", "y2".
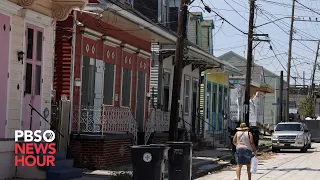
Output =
[
  {"x1": 0, "y1": 14, "x2": 10, "y2": 137},
  {"x1": 136, "y1": 71, "x2": 146, "y2": 132},
  {"x1": 205, "y1": 82, "x2": 211, "y2": 132},
  {"x1": 94, "y1": 59, "x2": 104, "y2": 131},
  {"x1": 22, "y1": 24, "x2": 43, "y2": 131},
  {"x1": 81, "y1": 56, "x2": 95, "y2": 131}
]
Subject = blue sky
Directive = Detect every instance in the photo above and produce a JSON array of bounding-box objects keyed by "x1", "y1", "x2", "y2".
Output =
[{"x1": 191, "y1": 0, "x2": 320, "y2": 85}]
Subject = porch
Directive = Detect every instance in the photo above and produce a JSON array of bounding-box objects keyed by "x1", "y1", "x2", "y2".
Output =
[{"x1": 68, "y1": 105, "x2": 139, "y2": 169}]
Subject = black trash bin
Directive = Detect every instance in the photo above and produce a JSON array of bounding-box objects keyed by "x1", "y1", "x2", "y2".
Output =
[
  {"x1": 229, "y1": 135, "x2": 237, "y2": 165},
  {"x1": 250, "y1": 126, "x2": 260, "y2": 147},
  {"x1": 131, "y1": 145, "x2": 170, "y2": 180},
  {"x1": 167, "y1": 142, "x2": 193, "y2": 180}
]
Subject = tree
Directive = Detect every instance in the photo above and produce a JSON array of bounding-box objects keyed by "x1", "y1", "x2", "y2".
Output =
[{"x1": 298, "y1": 96, "x2": 314, "y2": 118}]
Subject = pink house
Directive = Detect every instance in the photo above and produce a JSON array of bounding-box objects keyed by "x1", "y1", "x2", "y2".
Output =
[{"x1": 0, "y1": 0, "x2": 87, "y2": 179}]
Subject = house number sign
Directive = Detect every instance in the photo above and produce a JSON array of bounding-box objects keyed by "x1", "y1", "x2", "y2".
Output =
[{"x1": 43, "y1": 107, "x2": 49, "y2": 119}]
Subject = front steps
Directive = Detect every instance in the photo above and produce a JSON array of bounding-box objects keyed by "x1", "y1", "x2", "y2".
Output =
[{"x1": 15, "y1": 142, "x2": 82, "y2": 180}]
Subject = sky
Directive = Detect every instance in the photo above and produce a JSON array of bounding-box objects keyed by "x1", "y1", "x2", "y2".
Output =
[{"x1": 190, "y1": 0, "x2": 320, "y2": 86}]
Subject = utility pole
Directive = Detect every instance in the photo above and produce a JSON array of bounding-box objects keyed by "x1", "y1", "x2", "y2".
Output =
[
  {"x1": 168, "y1": 0, "x2": 189, "y2": 141},
  {"x1": 310, "y1": 41, "x2": 320, "y2": 96},
  {"x1": 279, "y1": 71, "x2": 284, "y2": 123},
  {"x1": 244, "y1": 0, "x2": 256, "y2": 126},
  {"x1": 303, "y1": 71, "x2": 305, "y2": 86},
  {"x1": 286, "y1": 0, "x2": 295, "y2": 122}
]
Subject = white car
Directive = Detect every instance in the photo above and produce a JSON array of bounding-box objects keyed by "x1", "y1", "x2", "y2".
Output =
[{"x1": 272, "y1": 122, "x2": 311, "y2": 153}]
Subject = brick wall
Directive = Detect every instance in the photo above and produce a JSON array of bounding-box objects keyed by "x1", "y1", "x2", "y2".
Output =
[{"x1": 68, "y1": 134, "x2": 133, "y2": 169}]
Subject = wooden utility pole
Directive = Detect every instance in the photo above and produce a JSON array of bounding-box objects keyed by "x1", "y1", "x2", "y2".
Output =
[
  {"x1": 244, "y1": 0, "x2": 256, "y2": 126},
  {"x1": 303, "y1": 71, "x2": 305, "y2": 86},
  {"x1": 279, "y1": 71, "x2": 284, "y2": 123},
  {"x1": 286, "y1": 0, "x2": 295, "y2": 122},
  {"x1": 168, "y1": 0, "x2": 189, "y2": 141},
  {"x1": 310, "y1": 41, "x2": 320, "y2": 96}
]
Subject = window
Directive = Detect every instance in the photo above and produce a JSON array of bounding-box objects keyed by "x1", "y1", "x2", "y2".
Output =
[
  {"x1": 27, "y1": 28, "x2": 34, "y2": 59},
  {"x1": 275, "y1": 124, "x2": 301, "y2": 131},
  {"x1": 25, "y1": 63, "x2": 32, "y2": 94},
  {"x1": 36, "y1": 31, "x2": 42, "y2": 61},
  {"x1": 35, "y1": 65, "x2": 41, "y2": 95},
  {"x1": 121, "y1": 68, "x2": 131, "y2": 107},
  {"x1": 184, "y1": 75, "x2": 190, "y2": 114},
  {"x1": 103, "y1": 63, "x2": 115, "y2": 105}
]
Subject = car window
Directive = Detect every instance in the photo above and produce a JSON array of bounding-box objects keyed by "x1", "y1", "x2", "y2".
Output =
[{"x1": 275, "y1": 124, "x2": 302, "y2": 131}]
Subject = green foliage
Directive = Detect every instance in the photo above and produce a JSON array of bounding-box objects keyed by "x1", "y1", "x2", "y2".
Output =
[
  {"x1": 109, "y1": 171, "x2": 132, "y2": 180},
  {"x1": 298, "y1": 96, "x2": 315, "y2": 118}
]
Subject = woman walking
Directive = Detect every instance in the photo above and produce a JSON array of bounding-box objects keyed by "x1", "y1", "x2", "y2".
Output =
[{"x1": 233, "y1": 123, "x2": 257, "y2": 180}]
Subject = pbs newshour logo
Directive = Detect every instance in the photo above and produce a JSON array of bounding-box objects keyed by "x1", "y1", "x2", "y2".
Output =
[{"x1": 14, "y1": 130, "x2": 56, "y2": 167}]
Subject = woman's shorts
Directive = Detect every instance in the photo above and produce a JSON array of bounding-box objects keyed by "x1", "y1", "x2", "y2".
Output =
[{"x1": 235, "y1": 148, "x2": 252, "y2": 165}]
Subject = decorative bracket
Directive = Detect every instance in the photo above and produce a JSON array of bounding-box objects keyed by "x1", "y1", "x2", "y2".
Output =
[
  {"x1": 52, "y1": 0, "x2": 87, "y2": 21},
  {"x1": 18, "y1": 0, "x2": 37, "y2": 8}
]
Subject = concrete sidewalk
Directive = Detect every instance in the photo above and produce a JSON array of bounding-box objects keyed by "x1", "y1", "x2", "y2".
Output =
[
  {"x1": 77, "y1": 147, "x2": 233, "y2": 180},
  {"x1": 77, "y1": 146, "x2": 271, "y2": 180}
]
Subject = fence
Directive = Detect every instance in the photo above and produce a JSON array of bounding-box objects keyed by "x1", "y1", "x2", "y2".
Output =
[{"x1": 72, "y1": 105, "x2": 138, "y2": 144}]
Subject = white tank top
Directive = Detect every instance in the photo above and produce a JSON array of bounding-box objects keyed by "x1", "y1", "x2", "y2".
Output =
[{"x1": 236, "y1": 131, "x2": 252, "y2": 151}]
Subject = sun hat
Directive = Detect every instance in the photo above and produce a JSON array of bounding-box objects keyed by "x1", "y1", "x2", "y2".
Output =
[{"x1": 236, "y1": 122, "x2": 249, "y2": 131}]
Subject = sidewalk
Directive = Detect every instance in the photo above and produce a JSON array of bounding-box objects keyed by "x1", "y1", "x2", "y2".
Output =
[
  {"x1": 77, "y1": 147, "x2": 233, "y2": 180},
  {"x1": 77, "y1": 146, "x2": 271, "y2": 180}
]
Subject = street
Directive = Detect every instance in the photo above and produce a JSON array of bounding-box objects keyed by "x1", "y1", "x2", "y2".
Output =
[{"x1": 197, "y1": 143, "x2": 320, "y2": 180}]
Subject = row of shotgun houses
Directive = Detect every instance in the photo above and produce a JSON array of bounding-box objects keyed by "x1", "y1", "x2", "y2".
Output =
[
  {"x1": 221, "y1": 52, "x2": 275, "y2": 132},
  {"x1": 0, "y1": 0, "x2": 245, "y2": 178}
]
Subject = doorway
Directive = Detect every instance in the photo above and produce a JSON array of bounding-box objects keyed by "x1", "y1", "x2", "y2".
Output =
[
  {"x1": 136, "y1": 71, "x2": 146, "y2": 132},
  {"x1": 22, "y1": 24, "x2": 43, "y2": 131}
]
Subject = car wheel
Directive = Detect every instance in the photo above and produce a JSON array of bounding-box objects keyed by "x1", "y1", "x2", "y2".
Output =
[{"x1": 307, "y1": 143, "x2": 311, "y2": 149}]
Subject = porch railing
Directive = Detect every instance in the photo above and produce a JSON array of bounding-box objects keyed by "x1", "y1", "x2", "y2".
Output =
[
  {"x1": 144, "y1": 108, "x2": 170, "y2": 144},
  {"x1": 72, "y1": 105, "x2": 138, "y2": 144}
]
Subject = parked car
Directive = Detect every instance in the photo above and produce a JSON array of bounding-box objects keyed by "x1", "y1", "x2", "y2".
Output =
[{"x1": 272, "y1": 122, "x2": 311, "y2": 153}]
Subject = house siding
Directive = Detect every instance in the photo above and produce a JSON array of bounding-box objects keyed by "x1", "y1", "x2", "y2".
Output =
[
  {"x1": 187, "y1": 18, "x2": 197, "y2": 44},
  {"x1": 64, "y1": 12, "x2": 151, "y2": 132},
  {"x1": 201, "y1": 27, "x2": 209, "y2": 53},
  {"x1": 54, "y1": 15, "x2": 74, "y2": 102},
  {"x1": 0, "y1": 1, "x2": 56, "y2": 178},
  {"x1": 163, "y1": 56, "x2": 199, "y2": 132}
]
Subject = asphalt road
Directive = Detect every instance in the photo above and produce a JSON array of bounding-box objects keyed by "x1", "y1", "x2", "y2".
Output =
[{"x1": 197, "y1": 143, "x2": 320, "y2": 180}]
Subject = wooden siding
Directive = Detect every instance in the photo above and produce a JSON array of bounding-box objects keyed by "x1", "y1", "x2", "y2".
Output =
[
  {"x1": 187, "y1": 18, "x2": 197, "y2": 44},
  {"x1": 41, "y1": 24, "x2": 54, "y2": 131},
  {"x1": 54, "y1": 15, "x2": 74, "y2": 102},
  {"x1": 201, "y1": 27, "x2": 209, "y2": 53}
]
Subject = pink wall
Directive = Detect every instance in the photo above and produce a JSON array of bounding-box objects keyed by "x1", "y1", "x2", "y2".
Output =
[{"x1": 0, "y1": 14, "x2": 10, "y2": 138}]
